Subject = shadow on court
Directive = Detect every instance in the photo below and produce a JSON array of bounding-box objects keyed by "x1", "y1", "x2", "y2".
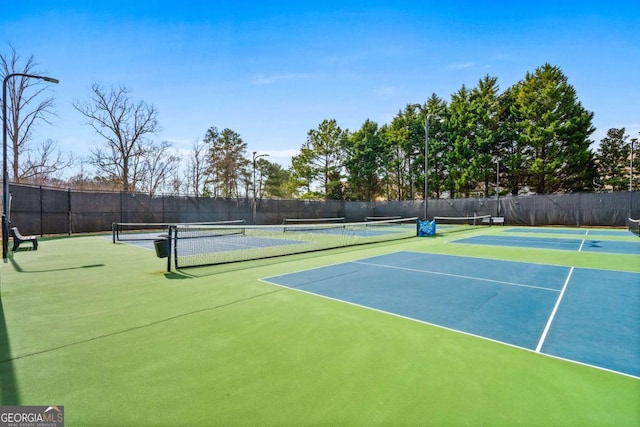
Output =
[
  {"x1": 8, "y1": 256, "x2": 105, "y2": 273},
  {"x1": 0, "y1": 295, "x2": 20, "y2": 404}
]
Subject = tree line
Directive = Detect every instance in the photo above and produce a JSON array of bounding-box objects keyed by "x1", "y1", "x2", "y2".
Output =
[{"x1": 2, "y1": 45, "x2": 638, "y2": 199}]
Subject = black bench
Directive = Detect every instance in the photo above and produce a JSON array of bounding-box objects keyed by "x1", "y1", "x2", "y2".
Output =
[
  {"x1": 482, "y1": 216, "x2": 505, "y2": 226},
  {"x1": 10, "y1": 227, "x2": 38, "y2": 251},
  {"x1": 491, "y1": 216, "x2": 505, "y2": 225}
]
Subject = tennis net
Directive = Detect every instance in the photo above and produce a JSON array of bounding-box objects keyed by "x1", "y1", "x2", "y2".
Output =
[
  {"x1": 168, "y1": 217, "x2": 418, "y2": 270},
  {"x1": 432, "y1": 214, "x2": 492, "y2": 235},
  {"x1": 628, "y1": 218, "x2": 640, "y2": 237},
  {"x1": 112, "y1": 220, "x2": 245, "y2": 242},
  {"x1": 282, "y1": 217, "x2": 345, "y2": 231},
  {"x1": 364, "y1": 216, "x2": 402, "y2": 221}
]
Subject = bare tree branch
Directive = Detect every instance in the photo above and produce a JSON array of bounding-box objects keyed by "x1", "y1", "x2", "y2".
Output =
[
  {"x1": 1, "y1": 44, "x2": 59, "y2": 182},
  {"x1": 73, "y1": 83, "x2": 161, "y2": 191},
  {"x1": 140, "y1": 141, "x2": 181, "y2": 196},
  {"x1": 19, "y1": 138, "x2": 73, "y2": 183},
  {"x1": 186, "y1": 138, "x2": 210, "y2": 197}
]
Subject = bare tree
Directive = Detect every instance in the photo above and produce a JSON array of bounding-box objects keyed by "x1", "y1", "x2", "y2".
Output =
[
  {"x1": 1, "y1": 44, "x2": 59, "y2": 182},
  {"x1": 19, "y1": 138, "x2": 73, "y2": 183},
  {"x1": 168, "y1": 169, "x2": 184, "y2": 195},
  {"x1": 139, "y1": 141, "x2": 181, "y2": 196},
  {"x1": 186, "y1": 139, "x2": 210, "y2": 196},
  {"x1": 73, "y1": 83, "x2": 160, "y2": 192}
]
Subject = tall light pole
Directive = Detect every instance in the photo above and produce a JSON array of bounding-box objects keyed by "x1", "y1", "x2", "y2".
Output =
[
  {"x1": 422, "y1": 112, "x2": 441, "y2": 220},
  {"x1": 495, "y1": 159, "x2": 500, "y2": 217},
  {"x1": 631, "y1": 139, "x2": 635, "y2": 192},
  {"x1": 252, "y1": 151, "x2": 269, "y2": 224},
  {"x1": 3, "y1": 73, "x2": 59, "y2": 259},
  {"x1": 411, "y1": 104, "x2": 443, "y2": 219}
]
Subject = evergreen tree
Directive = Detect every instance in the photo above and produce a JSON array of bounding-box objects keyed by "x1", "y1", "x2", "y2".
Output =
[
  {"x1": 263, "y1": 161, "x2": 294, "y2": 198},
  {"x1": 416, "y1": 94, "x2": 448, "y2": 199},
  {"x1": 297, "y1": 119, "x2": 347, "y2": 200},
  {"x1": 632, "y1": 134, "x2": 639, "y2": 191},
  {"x1": 470, "y1": 75, "x2": 501, "y2": 197},
  {"x1": 595, "y1": 128, "x2": 631, "y2": 191},
  {"x1": 342, "y1": 119, "x2": 384, "y2": 201},
  {"x1": 203, "y1": 127, "x2": 249, "y2": 198},
  {"x1": 498, "y1": 86, "x2": 527, "y2": 195},
  {"x1": 446, "y1": 85, "x2": 475, "y2": 197},
  {"x1": 289, "y1": 147, "x2": 316, "y2": 197},
  {"x1": 509, "y1": 64, "x2": 595, "y2": 193},
  {"x1": 385, "y1": 106, "x2": 421, "y2": 200}
]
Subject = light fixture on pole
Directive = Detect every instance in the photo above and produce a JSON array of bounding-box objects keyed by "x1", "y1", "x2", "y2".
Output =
[
  {"x1": 252, "y1": 151, "x2": 269, "y2": 225},
  {"x1": 3, "y1": 73, "x2": 59, "y2": 259}
]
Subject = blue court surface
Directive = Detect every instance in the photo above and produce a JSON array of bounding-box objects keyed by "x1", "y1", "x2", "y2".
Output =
[
  {"x1": 450, "y1": 235, "x2": 640, "y2": 255},
  {"x1": 503, "y1": 227, "x2": 631, "y2": 236},
  {"x1": 263, "y1": 252, "x2": 640, "y2": 378}
]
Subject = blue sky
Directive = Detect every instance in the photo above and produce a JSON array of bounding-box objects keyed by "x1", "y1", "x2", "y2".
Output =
[{"x1": 2, "y1": 1, "x2": 639, "y2": 172}]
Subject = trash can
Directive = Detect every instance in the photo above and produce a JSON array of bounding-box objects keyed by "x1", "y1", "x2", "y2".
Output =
[{"x1": 153, "y1": 239, "x2": 170, "y2": 258}]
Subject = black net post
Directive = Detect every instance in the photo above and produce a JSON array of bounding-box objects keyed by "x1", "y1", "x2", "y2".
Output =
[
  {"x1": 167, "y1": 229, "x2": 173, "y2": 272},
  {"x1": 67, "y1": 188, "x2": 72, "y2": 235},
  {"x1": 39, "y1": 185, "x2": 43, "y2": 236}
]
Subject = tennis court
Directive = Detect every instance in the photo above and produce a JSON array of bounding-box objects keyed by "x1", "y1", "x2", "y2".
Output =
[
  {"x1": 264, "y1": 252, "x2": 640, "y2": 378},
  {"x1": 2, "y1": 223, "x2": 639, "y2": 425},
  {"x1": 451, "y1": 232, "x2": 640, "y2": 255},
  {"x1": 504, "y1": 227, "x2": 631, "y2": 236}
]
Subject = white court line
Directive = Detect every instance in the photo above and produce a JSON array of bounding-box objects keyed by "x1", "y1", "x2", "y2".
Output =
[
  {"x1": 352, "y1": 261, "x2": 561, "y2": 292},
  {"x1": 536, "y1": 266, "x2": 574, "y2": 353},
  {"x1": 464, "y1": 236, "x2": 579, "y2": 246},
  {"x1": 577, "y1": 229, "x2": 590, "y2": 251},
  {"x1": 261, "y1": 264, "x2": 640, "y2": 380},
  {"x1": 578, "y1": 239, "x2": 586, "y2": 252}
]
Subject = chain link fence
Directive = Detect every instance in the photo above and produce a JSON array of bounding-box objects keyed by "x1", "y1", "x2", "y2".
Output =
[{"x1": 4, "y1": 183, "x2": 639, "y2": 236}]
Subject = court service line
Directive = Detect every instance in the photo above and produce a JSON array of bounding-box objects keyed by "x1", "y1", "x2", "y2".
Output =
[
  {"x1": 463, "y1": 236, "x2": 579, "y2": 246},
  {"x1": 352, "y1": 261, "x2": 561, "y2": 292},
  {"x1": 536, "y1": 266, "x2": 574, "y2": 353},
  {"x1": 577, "y1": 229, "x2": 590, "y2": 251},
  {"x1": 578, "y1": 239, "x2": 586, "y2": 252}
]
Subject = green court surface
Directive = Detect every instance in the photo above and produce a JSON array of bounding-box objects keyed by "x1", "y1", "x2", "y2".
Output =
[{"x1": 1, "y1": 226, "x2": 639, "y2": 426}]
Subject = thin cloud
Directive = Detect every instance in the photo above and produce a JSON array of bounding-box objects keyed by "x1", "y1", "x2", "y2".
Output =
[
  {"x1": 251, "y1": 73, "x2": 315, "y2": 85},
  {"x1": 446, "y1": 62, "x2": 491, "y2": 71},
  {"x1": 447, "y1": 62, "x2": 476, "y2": 70}
]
